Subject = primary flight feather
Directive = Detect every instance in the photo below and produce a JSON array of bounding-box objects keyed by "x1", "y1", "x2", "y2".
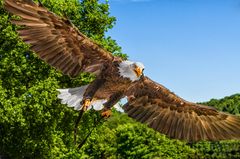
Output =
[{"x1": 4, "y1": 0, "x2": 240, "y2": 142}]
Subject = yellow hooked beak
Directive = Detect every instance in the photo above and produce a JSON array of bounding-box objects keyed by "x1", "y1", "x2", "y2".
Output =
[{"x1": 134, "y1": 66, "x2": 142, "y2": 77}]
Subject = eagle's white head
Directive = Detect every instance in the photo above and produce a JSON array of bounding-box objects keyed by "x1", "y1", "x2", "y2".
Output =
[{"x1": 118, "y1": 60, "x2": 145, "y2": 81}]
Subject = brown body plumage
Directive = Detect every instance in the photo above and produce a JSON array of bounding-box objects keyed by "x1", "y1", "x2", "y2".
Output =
[
  {"x1": 92, "y1": 63, "x2": 134, "y2": 100},
  {"x1": 4, "y1": 0, "x2": 240, "y2": 143}
]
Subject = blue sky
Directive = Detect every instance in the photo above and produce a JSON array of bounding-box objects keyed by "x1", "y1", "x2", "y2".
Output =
[{"x1": 105, "y1": 0, "x2": 240, "y2": 102}]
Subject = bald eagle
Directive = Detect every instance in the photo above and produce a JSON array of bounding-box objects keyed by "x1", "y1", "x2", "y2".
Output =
[{"x1": 4, "y1": 0, "x2": 240, "y2": 142}]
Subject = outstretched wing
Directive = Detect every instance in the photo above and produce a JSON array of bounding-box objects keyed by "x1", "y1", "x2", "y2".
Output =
[
  {"x1": 4, "y1": 0, "x2": 115, "y2": 77},
  {"x1": 124, "y1": 76, "x2": 240, "y2": 142}
]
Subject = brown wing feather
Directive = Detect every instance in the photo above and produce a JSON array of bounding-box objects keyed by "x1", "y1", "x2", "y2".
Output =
[
  {"x1": 4, "y1": 0, "x2": 115, "y2": 77},
  {"x1": 124, "y1": 76, "x2": 240, "y2": 142}
]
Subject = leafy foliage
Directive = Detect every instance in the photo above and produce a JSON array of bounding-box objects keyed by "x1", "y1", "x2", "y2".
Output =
[
  {"x1": 0, "y1": 0, "x2": 239, "y2": 158},
  {"x1": 113, "y1": 121, "x2": 196, "y2": 158},
  {"x1": 200, "y1": 94, "x2": 240, "y2": 115},
  {"x1": 192, "y1": 94, "x2": 240, "y2": 159},
  {"x1": 0, "y1": 0, "x2": 122, "y2": 158},
  {"x1": 192, "y1": 140, "x2": 240, "y2": 159},
  {"x1": 71, "y1": 113, "x2": 197, "y2": 159}
]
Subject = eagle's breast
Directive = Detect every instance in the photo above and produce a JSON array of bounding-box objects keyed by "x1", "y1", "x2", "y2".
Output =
[{"x1": 94, "y1": 65, "x2": 133, "y2": 99}]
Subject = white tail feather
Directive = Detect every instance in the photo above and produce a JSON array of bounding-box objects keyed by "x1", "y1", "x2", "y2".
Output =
[
  {"x1": 57, "y1": 85, "x2": 107, "y2": 111},
  {"x1": 57, "y1": 85, "x2": 89, "y2": 110}
]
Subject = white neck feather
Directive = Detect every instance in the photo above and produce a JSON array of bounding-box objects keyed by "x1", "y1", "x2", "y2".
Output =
[{"x1": 118, "y1": 61, "x2": 140, "y2": 82}]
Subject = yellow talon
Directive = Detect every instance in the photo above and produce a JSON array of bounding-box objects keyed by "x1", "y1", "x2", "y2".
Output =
[
  {"x1": 101, "y1": 109, "x2": 112, "y2": 118},
  {"x1": 83, "y1": 99, "x2": 91, "y2": 111},
  {"x1": 84, "y1": 99, "x2": 91, "y2": 106}
]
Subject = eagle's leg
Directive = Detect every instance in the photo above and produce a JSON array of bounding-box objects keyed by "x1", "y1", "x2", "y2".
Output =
[
  {"x1": 82, "y1": 78, "x2": 106, "y2": 105},
  {"x1": 74, "y1": 78, "x2": 106, "y2": 145},
  {"x1": 81, "y1": 63, "x2": 108, "y2": 106},
  {"x1": 101, "y1": 92, "x2": 123, "y2": 118}
]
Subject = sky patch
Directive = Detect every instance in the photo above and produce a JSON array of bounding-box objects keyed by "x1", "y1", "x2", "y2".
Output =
[{"x1": 110, "y1": 0, "x2": 153, "y2": 3}]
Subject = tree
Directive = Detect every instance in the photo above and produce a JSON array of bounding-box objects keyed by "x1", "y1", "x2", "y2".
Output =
[
  {"x1": 200, "y1": 94, "x2": 240, "y2": 115},
  {"x1": 0, "y1": 0, "x2": 123, "y2": 158},
  {"x1": 72, "y1": 112, "x2": 197, "y2": 158},
  {"x1": 192, "y1": 94, "x2": 240, "y2": 159}
]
